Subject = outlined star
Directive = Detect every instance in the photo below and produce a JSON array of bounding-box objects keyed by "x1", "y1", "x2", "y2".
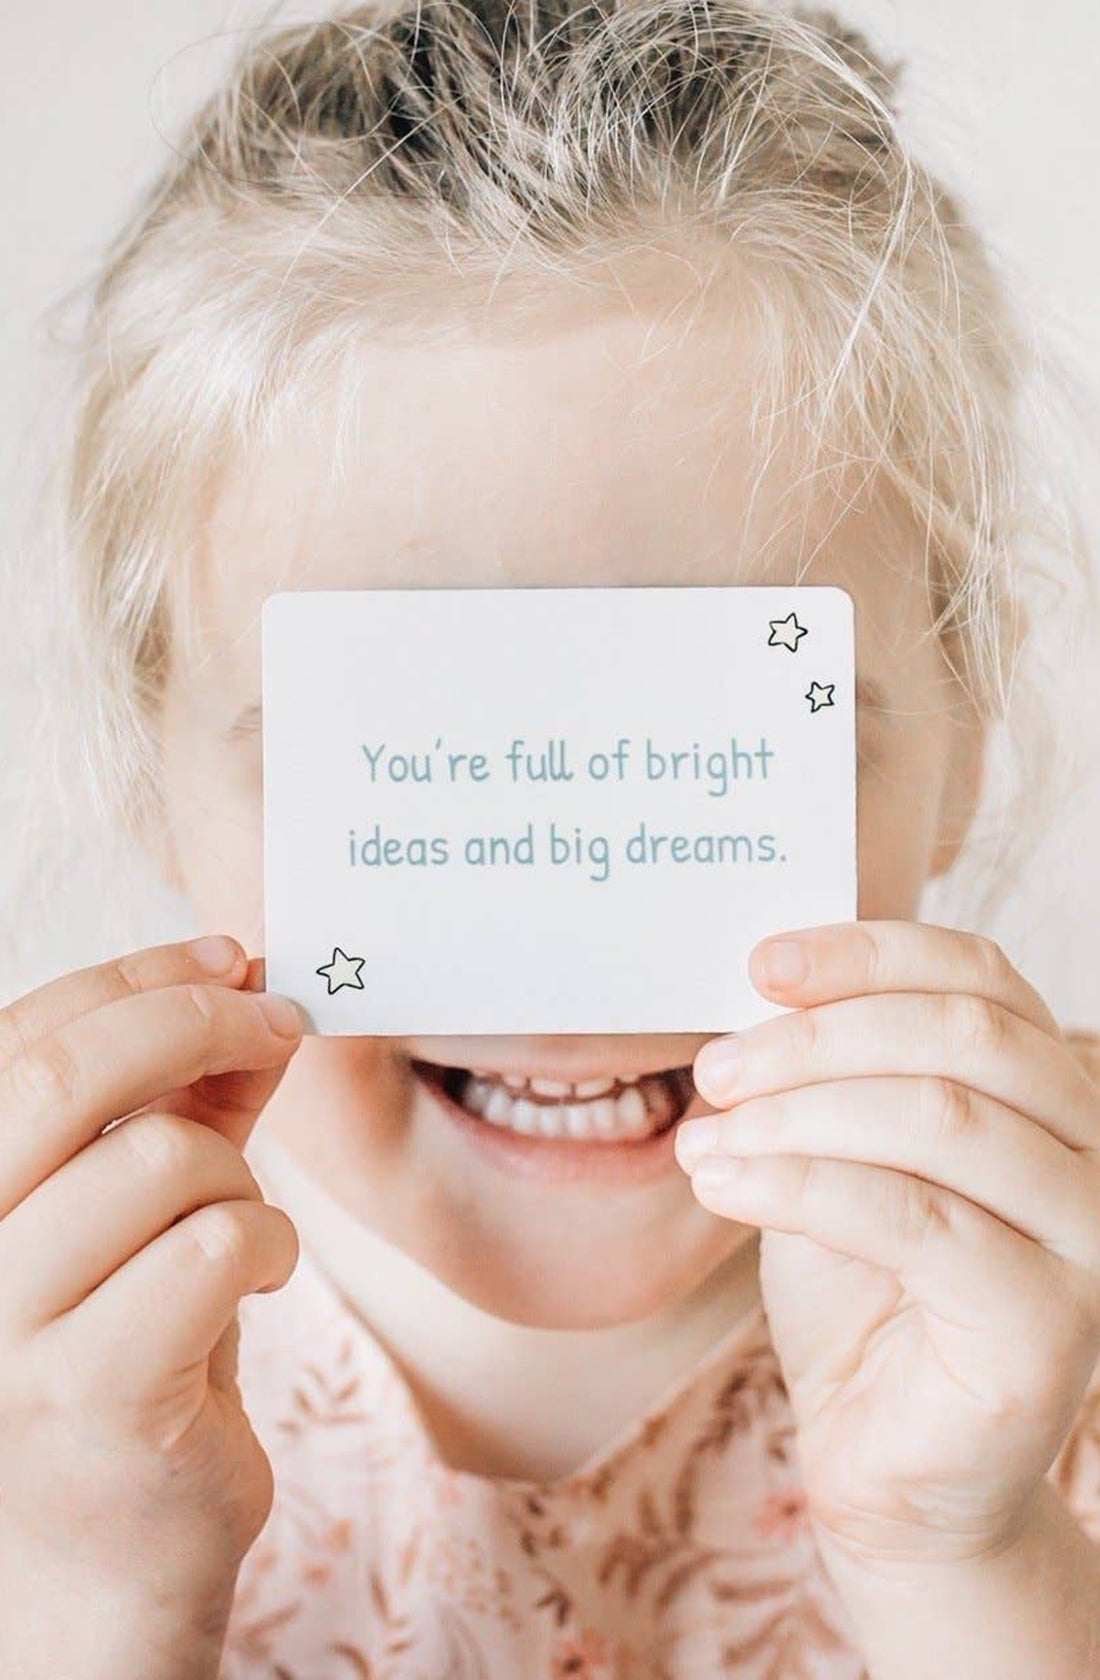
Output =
[
  {"x1": 767, "y1": 611, "x2": 808, "y2": 652},
  {"x1": 316, "y1": 946, "x2": 366, "y2": 995},
  {"x1": 805, "y1": 680, "x2": 836, "y2": 713}
]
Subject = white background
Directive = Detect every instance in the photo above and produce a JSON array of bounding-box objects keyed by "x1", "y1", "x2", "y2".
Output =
[{"x1": 2, "y1": 1, "x2": 1098, "y2": 1022}]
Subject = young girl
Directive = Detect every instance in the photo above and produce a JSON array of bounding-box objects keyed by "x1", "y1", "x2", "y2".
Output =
[{"x1": 3, "y1": 3, "x2": 1100, "y2": 1676}]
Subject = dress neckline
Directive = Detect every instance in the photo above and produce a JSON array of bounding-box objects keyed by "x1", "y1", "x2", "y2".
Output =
[
  {"x1": 291, "y1": 1229, "x2": 772, "y2": 1497},
  {"x1": 248, "y1": 1131, "x2": 774, "y2": 1497}
]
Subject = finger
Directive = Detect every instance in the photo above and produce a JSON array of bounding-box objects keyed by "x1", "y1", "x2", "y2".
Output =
[
  {"x1": 0, "y1": 937, "x2": 251, "y2": 1073},
  {"x1": 47, "y1": 1199, "x2": 299, "y2": 1405},
  {"x1": 208, "y1": 1313, "x2": 243, "y2": 1397},
  {"x1": 146, "y1": 958, "x2": 293, "y2": 1152},
  {"x1": 0, "y1": 984, "x2": 304, "y2": 1217},
  {"x1": 686, "y1": 1151, "x2": 1062, "y2": 1333},
  {"x1": 693, "y1": 992, "x2": 1099, "y2": 1151},
  {"x1": 676, "y1": 1076, "x2": 1100, "y2": 1267},
  {"x1": 748, "y1": 921, "x2": 1060, "y2": 1038},
  {"x1": 0, "y1": 1113, "x2": 264, "y2": 1329}
]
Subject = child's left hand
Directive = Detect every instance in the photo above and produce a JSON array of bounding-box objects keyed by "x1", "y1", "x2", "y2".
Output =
[{"x1": 675, "y1": 920, "x2": 1100, "y2": 1573}]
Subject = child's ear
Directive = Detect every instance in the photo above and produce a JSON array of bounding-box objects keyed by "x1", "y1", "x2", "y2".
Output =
[{"x1": 928, "y1": 696, "x2": 986, "y2": 881}]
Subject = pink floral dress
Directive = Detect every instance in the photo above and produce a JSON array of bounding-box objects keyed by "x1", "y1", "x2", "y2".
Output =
[{"x1": 220, "y1": 1033, "x2": 1100, "y2": 1680}]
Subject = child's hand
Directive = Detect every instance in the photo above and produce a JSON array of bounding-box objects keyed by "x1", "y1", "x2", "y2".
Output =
[
  {"x1": 0, "y1": 937, "x2": 303, "y2": 1677},
  {"x1": 675, "y1": 921, "x2": 1100, "y2": 1573}
]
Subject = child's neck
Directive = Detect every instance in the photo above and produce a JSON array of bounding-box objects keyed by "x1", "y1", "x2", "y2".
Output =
[{"x1": 249, "y1": 1131, "x2": 763, "y2": 1484}]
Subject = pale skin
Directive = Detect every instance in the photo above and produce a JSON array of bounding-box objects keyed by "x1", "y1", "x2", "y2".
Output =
[
  {"x1": 681, "y1": 926, "x2": 1100, "y2": 1675},
  {"x1": 2, "y1": 257, "x2": 1099, "y2": 1677}
]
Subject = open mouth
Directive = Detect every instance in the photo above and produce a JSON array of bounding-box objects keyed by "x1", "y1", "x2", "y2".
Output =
[{"x1": 411, "y1": 1059, "x2": 697, "y2": 1145}]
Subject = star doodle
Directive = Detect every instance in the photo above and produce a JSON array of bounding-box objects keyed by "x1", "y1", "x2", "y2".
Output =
[
  {"x1": 767, "y1": 611, "x2": 808, "y2": 652},
  {"x1": 805, "y1": 680, "x2": 836, "y2": 713},
  {"x1": 316, "y1": 946, "x2": 366, "y2": 995}
]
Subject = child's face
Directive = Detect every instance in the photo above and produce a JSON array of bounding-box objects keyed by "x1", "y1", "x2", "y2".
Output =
[{"x1": 158, "y1": 267, "x2": 982, "y2": 1328}]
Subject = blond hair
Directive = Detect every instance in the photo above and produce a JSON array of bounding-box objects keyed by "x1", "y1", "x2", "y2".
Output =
[{"x1": 41, "y1": 0, "x2": 1097, "y2": 925}]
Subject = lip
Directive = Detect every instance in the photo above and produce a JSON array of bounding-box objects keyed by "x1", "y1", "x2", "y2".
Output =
[
  {"x1": 401, "y1": 1035, "x2": 712, "y2": 1090},
  {"x1": 411, "y1": 1059, "x2": 711, "y2": 1186}
]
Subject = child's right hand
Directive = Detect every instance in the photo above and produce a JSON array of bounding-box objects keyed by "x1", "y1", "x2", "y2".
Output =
[{"x1": 0, "y1": 935, "x2": 304, "y2": 1680}]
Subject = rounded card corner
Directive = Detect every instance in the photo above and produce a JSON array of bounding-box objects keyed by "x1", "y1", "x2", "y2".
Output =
[
  {"x1": 261, "y1": 591, "x2": 295, "y2": 629},
  {"x1": 827, "y1": 585, "x2": 857, "y2": 624}
]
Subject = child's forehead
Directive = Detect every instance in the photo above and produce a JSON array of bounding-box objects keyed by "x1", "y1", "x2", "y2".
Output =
[
  {"x1": 180, "y1": 287, "x2": 936, "y2": 694},
  {"x1": 199, "y1": 312, "x2": 904, "y2": 571}
]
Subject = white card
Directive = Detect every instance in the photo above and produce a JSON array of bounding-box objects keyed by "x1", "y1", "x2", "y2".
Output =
[{"x1": 262, "y1": 587, "x2": 857, "y2": 1033}]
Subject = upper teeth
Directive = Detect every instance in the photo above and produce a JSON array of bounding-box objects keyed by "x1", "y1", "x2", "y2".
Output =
[{"x1": 486, "y1": 1071, "x2": 618, "y2": 1099}]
